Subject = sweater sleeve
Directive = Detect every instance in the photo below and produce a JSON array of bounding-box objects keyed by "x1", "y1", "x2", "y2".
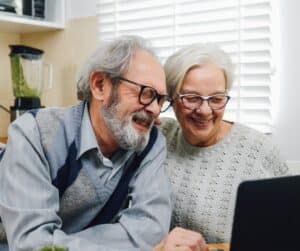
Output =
[{"x1": 260, "y1": 134, "x2": 290, "y2": 176}]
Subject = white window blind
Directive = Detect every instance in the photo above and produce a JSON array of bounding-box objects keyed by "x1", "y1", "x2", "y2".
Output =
[{"x1": 96, "y1": 0, "x2": 277, "y2": 133}]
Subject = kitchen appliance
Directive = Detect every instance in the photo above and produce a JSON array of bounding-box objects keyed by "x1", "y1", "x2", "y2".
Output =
[
  {"x1": 9, "y1": 44, "x2": 52, "y2": 121},
  {"x1": 23, "y1": 0, "x2": 45, "y2": 19},
  {"x1": 0, "y1": 0, "x2": 45, "y2": 18},
  {"x1": 0, "y1": 0, "x2": 16, "y2": 13}
]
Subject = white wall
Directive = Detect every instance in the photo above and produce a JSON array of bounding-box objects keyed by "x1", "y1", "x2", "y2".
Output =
[
  {"x1": 274, "y1": 0, "x2": 300, "y2": 166},
  {"x1": 66, "y1": 0, "x2": 97, "y2": 19},
  {"x1": 67, "y1": 0, "x2": 300, "y2": 169}
]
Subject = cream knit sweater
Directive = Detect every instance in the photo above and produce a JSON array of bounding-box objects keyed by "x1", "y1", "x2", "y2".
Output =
[{"x1": 160, "y1": 118, "x2": 289, "y2": 243}]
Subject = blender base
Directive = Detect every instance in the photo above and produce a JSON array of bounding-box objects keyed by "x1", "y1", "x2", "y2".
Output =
[{"x1": 10, "y1": 97, "x2": 43, "y2": 122}]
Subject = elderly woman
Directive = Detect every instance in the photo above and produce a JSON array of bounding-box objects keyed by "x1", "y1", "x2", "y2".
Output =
[{"x1": 160, "y1": 43, "x2": 289, "y2": 244}]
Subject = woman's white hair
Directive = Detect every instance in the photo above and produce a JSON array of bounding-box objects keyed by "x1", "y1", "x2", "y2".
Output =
[
  {"x1": 77, "y1": 35, "x2": 156, "y2": 101},
  {"x1": 164, "y1": 43, "x2": 234, "y2": 97}
]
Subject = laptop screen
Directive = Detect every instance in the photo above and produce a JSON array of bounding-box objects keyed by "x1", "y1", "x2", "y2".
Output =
[{"x1": 230, "y1": 175, "x2": 300, "y2": 251}]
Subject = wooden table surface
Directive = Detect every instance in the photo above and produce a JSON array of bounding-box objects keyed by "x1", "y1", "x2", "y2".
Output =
[
  {"x1": 0, "y1": 137, "x2": 7, "y2": 144},
  {"x1": 208, "y1": 243, "x2": 229, "y2": 251}
]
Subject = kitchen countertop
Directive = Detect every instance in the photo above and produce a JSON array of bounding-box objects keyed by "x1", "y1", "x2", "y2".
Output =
[{"x1": 0, "y1": 137, "x2": 7, "y2": 144}]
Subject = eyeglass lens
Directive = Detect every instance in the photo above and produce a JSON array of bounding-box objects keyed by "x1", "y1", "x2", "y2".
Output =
[
  {"x1": 140, "y1": 86, "x2": 171, "y2": 112},
  {"x1": 117, "y1": 77, "x2": 171, "y2": 113},
  {"x1": 181, "y1": 94, "x2": 229, "y2": 110}
]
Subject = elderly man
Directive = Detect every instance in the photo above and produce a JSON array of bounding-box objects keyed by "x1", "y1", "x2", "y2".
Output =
[{"x1": 0, "y1": 36, "x2": 173, "y2": 251}]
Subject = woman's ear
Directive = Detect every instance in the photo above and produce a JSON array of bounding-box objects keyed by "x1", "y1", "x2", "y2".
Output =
[{"x1": 89, "y1": 71, "x2": 109, "y2": 102}]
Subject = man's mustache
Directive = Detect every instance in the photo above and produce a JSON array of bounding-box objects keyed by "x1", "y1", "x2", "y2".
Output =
[{"x1": 132, "y1": 110, "x2": 156, "y2": 128}]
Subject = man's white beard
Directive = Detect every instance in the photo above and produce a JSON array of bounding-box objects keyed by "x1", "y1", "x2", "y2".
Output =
[{"x1": 101, "y1": 103, "x2": 153, "y2": 152}]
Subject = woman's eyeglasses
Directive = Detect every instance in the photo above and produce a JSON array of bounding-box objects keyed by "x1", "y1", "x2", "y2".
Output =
[{"x1": 177, "y1": 93, "x2": 230, "y2": 110}]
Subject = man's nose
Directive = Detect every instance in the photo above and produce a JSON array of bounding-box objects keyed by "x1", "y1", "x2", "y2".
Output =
[{"x1": 144, "y1": 98, "x2": 161, "y2": 116}]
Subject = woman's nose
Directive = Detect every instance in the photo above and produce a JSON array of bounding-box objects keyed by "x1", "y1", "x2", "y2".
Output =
[{"x1": 194, "y1": 100, "x2": 212, "y2": 114}]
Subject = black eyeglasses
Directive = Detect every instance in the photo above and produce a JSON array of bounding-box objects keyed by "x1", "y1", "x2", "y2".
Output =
[
  {"x1": 177, "y1": 93, "x2": 230, "y2": 110},
  {"x1": 115, "y1": 77, "x2": 172, "y2": 113}
]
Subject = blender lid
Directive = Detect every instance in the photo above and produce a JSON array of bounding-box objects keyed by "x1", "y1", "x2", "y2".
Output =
[{"x1": 9, "y1": 45, "x2": 44, "y2": 60}]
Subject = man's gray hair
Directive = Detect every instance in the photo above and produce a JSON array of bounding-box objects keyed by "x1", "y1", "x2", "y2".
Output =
[
  {"x1": 164, "y1": 43, "x2": 234, "y2": 97},
  {"x1": 77, "y1": 35, "x2": 156, "y2": 101}
]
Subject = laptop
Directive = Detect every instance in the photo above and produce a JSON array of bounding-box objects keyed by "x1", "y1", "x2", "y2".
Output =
[{"x1": 230, "y1": 175, "x2": 300, "y2": 251}]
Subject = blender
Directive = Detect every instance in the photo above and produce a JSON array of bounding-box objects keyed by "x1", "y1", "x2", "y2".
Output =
[{"x1": 9, "y1": 44, "x2": 52, "y2": 121}]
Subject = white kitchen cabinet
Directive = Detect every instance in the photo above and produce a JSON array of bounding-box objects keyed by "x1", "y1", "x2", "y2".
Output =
[{"x1": 0, "y1": 0, "x2": 65, "y2": 33}]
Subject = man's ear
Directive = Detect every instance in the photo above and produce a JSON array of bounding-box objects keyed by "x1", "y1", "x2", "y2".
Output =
[{"x1": 89, "y1": 71, "x2": 110, "y2": 102}]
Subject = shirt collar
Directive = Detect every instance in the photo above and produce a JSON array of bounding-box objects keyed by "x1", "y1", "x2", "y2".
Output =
[
  {"x1": 76, "y1": 103, "x2": 135, "y2": 168},
  {"x1": 77, "y1": 103, "x2": 99, "y2": 159}
]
